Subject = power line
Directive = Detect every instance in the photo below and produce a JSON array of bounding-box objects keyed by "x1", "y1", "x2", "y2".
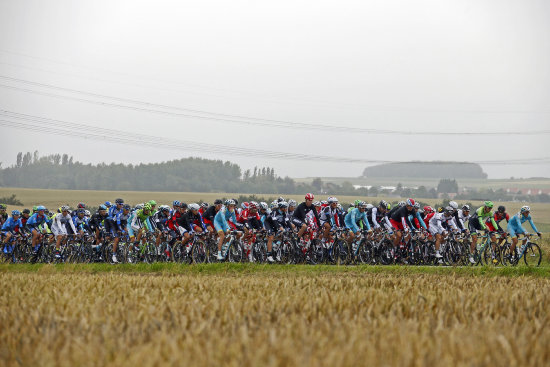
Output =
[
  {"x1": 3, "y1": 48, "x2": 548, "y2": 115},
  {"x1": 1, "y1": 109, "x2": 549, "y2": 166},
  {"x1": 1, "y1": 75, "x2": 549, "y2": 136}
]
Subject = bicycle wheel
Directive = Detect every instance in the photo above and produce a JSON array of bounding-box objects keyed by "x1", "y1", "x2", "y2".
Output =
[
  {"x1": 191, "y1": 240, "x2": 208, "y2": 264},
  {"x1": 171, "y1": 242, "x2": 185, "y2": 263},
  {"x1": 252, "y1": 240, "x2": 267, "y2": 263},
  {"x1": 445, "y1": 240, "x2": 462, "y2": 266},
  {"x1": 358, "y1": 240, "x2": 373, "y2": 264},
  {"x1": 523, "y1": 242, "x2": 542, "y2": 267},
  {"x1": 206, "y1": 239, "x2": 219, "y2": 263},
  {"x1": 227, "y1": 241, "x2": 243, "y2": 262},
  {"x1": 482, "y1": 243, "x2": 500, "y2": 266},
  {"x1": 377, "y1": 240, "x2": 394, "y2": 265}
]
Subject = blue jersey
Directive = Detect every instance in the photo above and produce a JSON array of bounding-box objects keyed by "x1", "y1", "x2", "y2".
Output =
[
  {"x1": 508, "y1": 213, "x2": 538, "y2": 233},
  {"x1": 26, "y1": 213, "x2": 51, "y2": 228},
  {"x1": 214, "y1": 206, "x2": 237, "y2": 227},
  {"x1": 344, "y1": 208, "x2": 370, "y2": 232},
  {"x1": 2, "y1": 217, "x2": 22, "y2": 232}
]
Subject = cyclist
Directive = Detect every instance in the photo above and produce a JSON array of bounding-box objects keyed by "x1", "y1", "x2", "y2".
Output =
[
  {"x1": 287, "y1": 200, "x2": 297, "y2": 219},
  {"x1": 20, "y1": 209, "x2": 31, "y2": 232},
  {"x1": 128, "y1": 203, "x2": 154, "y2": 248},
  {"x1": 110, "y1": 204, "x2": 131, "y2": 263},
  {"x1": 452, "y1": 205, "x2": 470, "y2": 233},
  {"x1": 507, "y1": 206, "x2": 541, "y2": 262},
  {"x1": 468, "y1": 201, "x2": 498, "y2": 264},
  {"x1": 389, "y1": 199, "x2": 416, "y2": 247},
  {"x1": 344, "y1": 201, "x2": 371, "y2": 247},
  {"x1": 408, "y1": 203, "x2": 427, "y2": 231},
  {"x1": 428, "y1": 206, "x2": 457, "y2": 260},
  {"x1": 292, "y1": 194, "x2": 320, "y2": 239},
  {"x1": 0, "y1": 204, "x2": 8, "y2": 227},
  {"x1": 2, "y1": 210, "x2": 22, "y2": 249},
  {"x1": 89, "y1": 205, "x2": 109, "y2": 245},
  {"x1": 26, "y1": 206, "x2": 51, "y2": 251},
  {"x1": 214, "y1": 199, "x2": 238, "y2": 261},
  {"x1": 319, "y1": 197, "x2": 343, "y2": 243},
  {"x1": 51, "y1": 206, "x2": 77, "y2": 258},
  {"x1": 105, "y1": 198, "x2": 124, "y2": 237},
  {"x1": 486, "y1": 205, "x2": 510, "y2": 248},
  {"x1": 202, "y1": 199, "x2": 223, "y2": 233},
  {"x1": 199, "y1": 202, "x2": 209, "y2": 216},
  {"x1": 72, "y1": 208, "x2": 90, "y2": 235},
  {"x1": 265, "y1": 201, "x2": 290, "y2": 263}
]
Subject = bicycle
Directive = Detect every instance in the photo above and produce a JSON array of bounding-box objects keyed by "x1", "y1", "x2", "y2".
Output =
[{"x1": 502, "y1": 233, "x2": 542, "y2": 267}]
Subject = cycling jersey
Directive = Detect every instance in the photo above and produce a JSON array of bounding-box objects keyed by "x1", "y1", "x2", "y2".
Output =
[
  {"x1": 214, "y1": 206, "x2": 237, "y2": 233},
  {"x1": 486, "y1": 212, "x2": 509, "y2": 232},
  {"x1": 390, "y1": 206, "x2": 415, "y2": 230},
  {"x1": 367, "y1": 207, "x2": 391, "y2": 229},
  {"x1": 26, "y1": 213, "x2": 51, "y2": 229},
  {"x1": 292, "y1": 202, "x2": 320, "y2": 227},
  {"x1": 470, "y1": 207, "x2": 497, "y2": 231},
  {"x1": 319, "y1": 206, "x2": 343, "y2": 227},
  {"x1": 507, "y1": 212, "x2": 538, "y2": 237},
  {"x1": 73, "y1": 215, "x2": 90, "y2": 232},
  {"x1": 114, "y1": 211, "x2": 130, "y2": 232},
  {"x1": 428, "y1": 212, "x2": 457, "y2": 235},
  {"x1": 453, "y1": 210, "x2": 470, "y2": 231},
  {"x1": 128, "y1": 209, "x2": 153, "y2": 232},
  {"x1": 407, "y1": 211, "x2": 427, "y2": 230},
  {"x1": 265, "y1": 209, "x2": 290, "y2": 233},
  {"x1": 1, "y1": 217, "x2": 22, "y2": 233},
  {"x1": 344, "y1": 208, "x2": 370, "y2": 232},
  {"x1": 89, "y1": 212, "x2": 108, "y2": 232},
  {"x1": 51, "y1": 213, "x2": 77, "y2": 236},
  {"x1": 202, "y1": 205, "x2": 219, "y2": 225}
]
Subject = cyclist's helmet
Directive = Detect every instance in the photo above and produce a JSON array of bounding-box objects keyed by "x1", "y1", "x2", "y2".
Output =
[
  {"x1": 143, "y1": 203, "x2": 152, "y2": 211},
  {"x1": 259, "y1": 202, "x2": 268, "y2": 210},
  {"x1": 201, "y1": 202, "x2": 209, "y2": 209},
  {"x1": 398, "y1": 201, "x2": 406, "y2": 207},
  {"x1": 248, "y1": 202, "x2": 258, "y2": 210},
  {"x1": 84, "y1": 210, "x2": 91, "y2": 216},
  {"x1": 366, "y1": 203, "x2": 374, "y2": 210},
  {"x1": 99, "y1": 204, "x2": 107, "y2": 211},
  {"x1": 12, "y1": 210, "x2": 20, "y2": 216},
  {"x1": 115, "y1": 198, "x2": 124, "y2": 204},
  {"x1": 104, "y1": 201, "x2": 112, "y2": 208},
  {"x1": 123, "y1": 204, "x2": 131, "y2": 211},
  {"x1": 278, "y1": 201, "x2": 289, "y2": 209},
  {"x1": 61, "y1": 205, "x2": 70, "y2": 212},
  {"x1": 0, "y1": 204, "x2": 6, "y2": 210},
  {"x1": 241, "y1": 202, "x2": 249, "y2": 210},
  {"x1": 37, "y1": 205, "x2": 46, "y2": 211},
  {"x1": 269, "y1": 201, "x2": 278, "y2": 210},
  {"x1": 358, "y1": 201, "x2": 368, "y2": 209},
  {"x1": 379, "y1": 200, "x2": 388, "y2": 209},
  {"x1": 173, "y1": 200, "x2": 180, "y2": 207},
  {"x1": 484, "y1": 201, "x2": 494, "y2": 208},
  {"x1": 232, "y1": 198, "x2": 239, "y2": 206},
  {"x1": 321, "y1": 200, "x2": 328, "y2": 206},
  {"x1": 22, "y1": 209, "x2": 30, "y2": 214},
  {"x1": 305, "y1": 193, "x2": 315, "y2": 201},
  {"x1": 225, "y1": 199, "x2": 236, "y2": 206},
  {"x1": 188, "y1": 203, "x2": 200, "y2": 211},
  {"x1": 77, "y1": 208, "x2": 85, "y2": 214},
  {"x1": 462, "y1": 204, "x2": 470, "y2": 211},
  {"x1": 180, "y1": 202, "x2": 188, "y2": 209},
  {"x1": 288, "y1": 200, "x2": 297, "y2": 207},
  {"x1": 497, "y1": 205, "x2": 506, "y2": 213},
  {"x1": 444, "y1": 206, "x2": 454, "y2": 214},
  {"x1": 313, "y1": 201, "x2": 321, "y2": 207},
  {"x1": 449, "y1": 201, "x2": 458, "y2": 210},
  {"x1": 520, "y1": 205, "x2": 530, "y2": 213},
  {"x1": 424, "y1": 205, "x2": 434, "y2": 213},
  {"x1": 149, "y1": 200, "x2": 157, "y2": 206},
  {"x1": 327, "y1": 197, "x2": 338, "y2": 203},
  {"x1": 337, "y1": 204, "x2": 343, "y2": 211},
  {"x1": 277, "y1": 197, "x2": 285, "y2": 202},
  {"x1": 77, "y1": 202, "x2": 86, "y2": 209},
  {"x1": 406, "y1": 198, "x2": 415, "y2": 206},
  {"x1": 214, "y1": 199, "x2": 223, "y2": 205}
]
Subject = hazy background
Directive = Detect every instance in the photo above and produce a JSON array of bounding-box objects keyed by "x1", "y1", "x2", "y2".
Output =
[{"x1": 0, "y1": 0, "x2": 549, "y2": 178}]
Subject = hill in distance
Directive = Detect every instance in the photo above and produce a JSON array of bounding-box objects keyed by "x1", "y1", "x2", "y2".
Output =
[{"x1": 362, "y1": 161, "x2": 487, "y2": 179}]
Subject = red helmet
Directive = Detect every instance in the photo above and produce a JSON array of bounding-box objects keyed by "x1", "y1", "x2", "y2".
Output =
[
  {"x1": 423, "y1": 205, "x2": 434, "y2": 213},
  {"x1": 305, "y1": 193, "x2": 315, "y2": 201},
  {"x1": 248, "y1": 202, "x2": 257, "y2": 210},
  {"x1": 241, "y1": 202, "x2": 249, "y2": 210},
  {"x1": 406, "y1": 198, "x2": 415, "y2": 206}
]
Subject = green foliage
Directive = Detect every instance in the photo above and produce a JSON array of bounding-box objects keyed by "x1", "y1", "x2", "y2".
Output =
[
  {"x1": 363, "y1": 162, "x2": 487, "y2": 179},
  {"x1": 437, "y1": 179, "x2": 459, "y2": 193}
]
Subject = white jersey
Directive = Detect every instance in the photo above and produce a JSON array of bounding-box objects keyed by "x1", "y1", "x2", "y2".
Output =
[
  {"x1": 51, "y1": 213, "x2": 77, "y2": 236},
  {"x1": 428, "y1": 212, "x2": 456, "y2": 235}
]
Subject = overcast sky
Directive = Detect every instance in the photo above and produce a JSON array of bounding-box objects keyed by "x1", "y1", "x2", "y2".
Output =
[{"x1": 0, "y1": 0, "x2": 549, "y2": 179}]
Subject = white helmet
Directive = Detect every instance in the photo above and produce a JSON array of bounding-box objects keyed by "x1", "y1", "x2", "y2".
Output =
[
  {"x1": 449, "y1": 201, "x2": 458, "y2": 210},
  {"x1": 189, "y1": 203, "x2": 200, "y2": 211}
]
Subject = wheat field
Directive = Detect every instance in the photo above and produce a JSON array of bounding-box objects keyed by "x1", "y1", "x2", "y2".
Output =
[{"x1": 1, "y1": 267, "x2": 549, "y2": 367}]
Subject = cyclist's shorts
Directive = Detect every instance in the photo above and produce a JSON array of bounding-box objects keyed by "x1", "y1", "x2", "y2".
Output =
[
  {"x1": 508, "y1": 225, "x2": 524, "y2": 238},
  {"x1": 389, "y1": 218, "x2": 404, "y2": 230},
  {"x1": 203, "y1": 218, "x2": 213, "y2": 227},
  {"x1": 51, "y1": 226, "x2": 68, "y2": 236},
  {"x1": 127, "y1": 226, "x2": 136, "y2": 237},
  {"x1": 468, "y1": 219, "x2": 483, "y2": 232},
  {"x1": 214, "y1": 219, "x2": 229, "y2": 233},
  {"x1": 291, "y1": 218, "x2": 304, "y2": 227},
  {"x1": 428, "y1": 226, "x2": 444, "y2": 236},
  {"x1": 485, "y1": 222, "x2": 497, "y2": 232}
]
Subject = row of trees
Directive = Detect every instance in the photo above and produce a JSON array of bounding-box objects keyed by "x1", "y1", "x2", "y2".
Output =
[{"x1": 1, "y1": 152, "x2": 548, "y2": 202}]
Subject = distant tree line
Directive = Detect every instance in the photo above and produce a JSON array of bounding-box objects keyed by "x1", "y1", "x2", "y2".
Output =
[
  {"x1": 363, "y1": 162, "x2": 488, "y2": 179},
  {"x1": 0, "y1": 152, "x2": 547, "y2": 203}
]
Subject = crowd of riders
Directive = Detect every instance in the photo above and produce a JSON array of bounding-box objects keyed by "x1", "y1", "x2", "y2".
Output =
[{"x1": 0, "y1": 193, "x2": 542, "y2": 264}]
